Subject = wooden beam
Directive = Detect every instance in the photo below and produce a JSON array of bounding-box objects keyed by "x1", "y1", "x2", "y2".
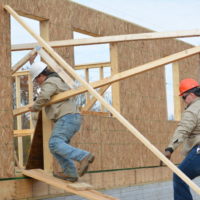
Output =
[
  {"x1": 75, "y1": 62, "x2": 111, "y2": 70},
  {"x1": 110, "y1": 43, "x2": 120, "y2": 112},
  {"x1": 28, "y1": 73, "x2": 34, "y2": 133},
  {"x1": 173, "y1": 62, "x2": 181, "y2": 121},
  {"x1": 16, "y1": 10, "x2": 47, "y2": 21},
  {"x1": 81, "y1": 85, "x2": 110, "y2": 111},
  {"x1": 11, "y1": 29, "x2": 200, "y2": 51},
  {"x1": 100, "y1": 67, "x2": 105, "y2": 112},
  {"x1": 39, "y1": 20, "x2": 53, "y2": 173},
  {"x1": 13, "y1": 129, "x2": 34, "y2": 137},
  {"x1": 13, "y1": 44, "x2": 200, "y2": 116},
  {"x1": 40, "y1": 20, "x2": 49, "y2": 41},
  {"x1": 11, "y1": 49, "x2": 37, "y2": 74},
  {"x1": 6, "y1": 5, "x2": 200, "y2": 195},
  {"x1": 37, "y1": 48, "x2": 75, "y2": 89},
  {"x1": 23, "y1": 169, "x2": 118, "y2": 200},
  {"x1": 15, "y1": 76, "x2": 23, "y2": 166},
  {"x1": 80, "y1": 110, "x2": 111, "y2": 117},
  {"x1": 12, "y1": 70, "x2": 29, "y2": 77}
]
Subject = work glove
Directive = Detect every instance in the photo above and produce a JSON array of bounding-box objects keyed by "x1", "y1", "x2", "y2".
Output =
[{"x1": 160, "y1": 148, "x2": 173, "y2": 166}]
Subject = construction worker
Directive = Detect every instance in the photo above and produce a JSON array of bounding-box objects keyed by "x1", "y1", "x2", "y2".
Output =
[
  {"x1": 29, "y1": 60, "x2": 94, "y2": 182},
  {"x1": 164, "y1": 78, "x2": 200, "y2": 200}
]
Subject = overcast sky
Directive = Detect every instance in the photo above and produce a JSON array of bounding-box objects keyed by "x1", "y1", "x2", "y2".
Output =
[{"x1": 71, "y1": 0, "x2": 200, "y2": 46}]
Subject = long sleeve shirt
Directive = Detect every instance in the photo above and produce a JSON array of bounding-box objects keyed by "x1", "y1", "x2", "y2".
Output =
[
  {"x1": 32, "y1": 74, "x2": 79, "y2": 120},
  {"x1": 167, "y1": 97, "x2": 200, "y2": 155}
]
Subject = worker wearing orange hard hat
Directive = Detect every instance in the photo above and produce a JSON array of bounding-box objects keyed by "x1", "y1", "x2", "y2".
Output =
[
  {"x1": 179, "y1": 78, "x2": 200, "y2": 96},
  {"x1": 163, "y1": 78, "x2": 200, "y2": 200}
]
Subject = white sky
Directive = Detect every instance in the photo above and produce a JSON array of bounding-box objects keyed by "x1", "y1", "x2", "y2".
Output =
[{"x1": 71, "y1": 0, "x2": 200, "y2": 46}]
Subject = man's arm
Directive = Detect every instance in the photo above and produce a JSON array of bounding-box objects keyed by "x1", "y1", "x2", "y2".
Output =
[
  {"x1": 160, "y1": 110, "x2": 197, "y2": 165},
  {"x1": 30, "y1": 81, "x2": 57, "y2": 112}
]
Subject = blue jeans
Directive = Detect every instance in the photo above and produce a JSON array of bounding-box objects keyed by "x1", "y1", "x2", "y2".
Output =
[
  {"x1": 173, "y1": 145, "x2": 200, "y2": 200},
  {"x1": 49, "y1": 113, "x2": 89, "y2": 177}
]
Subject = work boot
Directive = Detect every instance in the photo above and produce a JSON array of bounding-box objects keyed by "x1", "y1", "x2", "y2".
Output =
[
  {"x1": 79, "y1": 153, "x2": 95, "y2": 177},
  {"x1": 53, "y1": 172, "x2": 78, "y2": 182}
]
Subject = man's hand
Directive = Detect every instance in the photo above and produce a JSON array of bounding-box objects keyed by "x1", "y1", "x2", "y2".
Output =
[
  {"x1": 29, "y1": 53, "x2": 37, "y2": 64},
  {"x1": 29, "y1": 104, "x2": 37, "y2": 112},
  {"x1": 160, "y1": 151, "x2": 172, "y2": 166}
]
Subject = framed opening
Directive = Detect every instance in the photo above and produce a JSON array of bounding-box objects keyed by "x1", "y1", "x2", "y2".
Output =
[
  {"x1": 165, "y1": 62, "x2": 181, "y2": 121},
  {"x1": 73, "y1": 31, "x2": 112, "y2": 112}
]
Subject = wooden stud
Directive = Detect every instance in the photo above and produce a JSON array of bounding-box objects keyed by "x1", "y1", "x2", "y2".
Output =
[
  {"x1": 28, "y1": 73, "x2": 34, "y2": 140},
  {"x1": 15, "y1": 76, "x2": 23, "y2": 166},
  {"x1": 40, "y1": 20, "x2": 53, "y2": 173},
  {"x1": 6, "y1": 5, "x2": 200, "y2": 195},
  {"x1": 82, "y1": 85, "x2": 110, "y2": 111},
  {"x1": 85, "y1": 68, "x2": 90, "y2": 103},
  {"x1": 110, "y1": 43, "x2": 120, "y2": 112},
  {"x1": 173, "y1": 62, "x2": 181, "y2": 121},
  {"x1": 100, "y1": 67, "x2": 105, "y2": 112},
  {"x1": 11, "y1": 49, "x2": 37, "y2": 74},
  {"x1": 40, "y1": 20, "x2": 49, "y2": 42}
]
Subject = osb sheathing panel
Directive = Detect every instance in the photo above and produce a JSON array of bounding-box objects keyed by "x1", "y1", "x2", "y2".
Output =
[
  {"x1": 72, "y1": 115, "x2": 182, "y2": 170},
  {"x1": 0, "y1": 180, "x2": 15, "y2": 200},
  {"x1": 1, "y1": 0, "x2": 200, "y2": 193},
  {"x1": 0, "y1": 3, "x2": 14, "y2": 178}
]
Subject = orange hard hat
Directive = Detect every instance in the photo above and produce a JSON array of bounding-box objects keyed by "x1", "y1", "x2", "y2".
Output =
[{"x1": 179, "y1": 78, "x2": 199, "y2": 96}]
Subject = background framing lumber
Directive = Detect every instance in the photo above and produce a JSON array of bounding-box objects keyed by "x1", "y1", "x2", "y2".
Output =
[{"x1": 5, "y1": 5, "x2": 200, "y2": 195}]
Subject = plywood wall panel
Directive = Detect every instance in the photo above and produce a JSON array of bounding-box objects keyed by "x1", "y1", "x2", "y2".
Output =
[
  {"x1": 1, "y1": 1, "x2": 200, "y2": 196},
  {"x1": 15, "y1": 179, "x2": 33, "y2": 199},
  {"x1": 0, "y1": 3, "x2": 14, "y2": 178},
  {"x1": 90, "y1": 173, "x2": 103, "y2": 189}
]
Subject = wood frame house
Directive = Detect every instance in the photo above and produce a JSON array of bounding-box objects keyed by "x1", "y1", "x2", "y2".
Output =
[{"x1": 0, "y1": 0, "x2": 200, "y2": 199}]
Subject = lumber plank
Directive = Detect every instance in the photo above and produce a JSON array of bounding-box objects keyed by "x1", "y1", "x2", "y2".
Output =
[
  {"x1": 13, "y1": 45, "x2": 200, "y2": 116},
  {"x1": 37, "y1": 48, "x2": 75, "y2": 89},
  {"x1": 173, "y1": 62, "x2": 181, "y2": 121},
  {"x1": 75, "y1": 62, "x2": 111, "y2": 70},
  {"x1": 82, "y1": 85, "x2": 111, "y2": 111},
  {"x1": 22, "y1": 169, "x2": 119, "y2": 200},
  {"x1": 12, "y1": 70, "x2": 29, "y2": 76},
  {"x1": 81, "y1": 110, "x2": 111, "y2": 117},
  {"x1": 13, "y1": 129, "x2": 34, "y2": 137},
  {"x1": 11, "y1": 49, "x2": 37, "y2": 74},
  {"x1": 11, "y1": 29, "x2": 200, "y2": 51},
  {"x1": 15, "y1": 76, "x2": 23, "y2": 166},
  {"x1": 67, "y1": 182, "x2": 93, "y2": 191},
  {"x1": 110, "y1": 43, "x2": 120, "y2": 112},
  {"x1": 6, "y1": 5, "x2": 200, "y2": 195}
]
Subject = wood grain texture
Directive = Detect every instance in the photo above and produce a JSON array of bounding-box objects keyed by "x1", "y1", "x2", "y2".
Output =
[{"x1": 1, "y1": 0, "x2": 200, "y2": 198}]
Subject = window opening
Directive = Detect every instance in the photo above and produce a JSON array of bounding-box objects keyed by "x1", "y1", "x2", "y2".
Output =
[
  {"x1": 73, "y1": 31, "x2": 112, "y2": 112},
  {"x1": 165, "y1": 63, "x2": 174, "y2": 120}
]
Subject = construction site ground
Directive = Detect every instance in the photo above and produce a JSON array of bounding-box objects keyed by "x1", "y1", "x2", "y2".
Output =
[{"x1": 46, "y1": 178, "x2": 200, "y2": 200}]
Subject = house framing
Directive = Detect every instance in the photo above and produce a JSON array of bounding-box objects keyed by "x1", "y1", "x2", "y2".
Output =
[{"x1": 0, "y1": 0, "x2": 200, "y2": 199}]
